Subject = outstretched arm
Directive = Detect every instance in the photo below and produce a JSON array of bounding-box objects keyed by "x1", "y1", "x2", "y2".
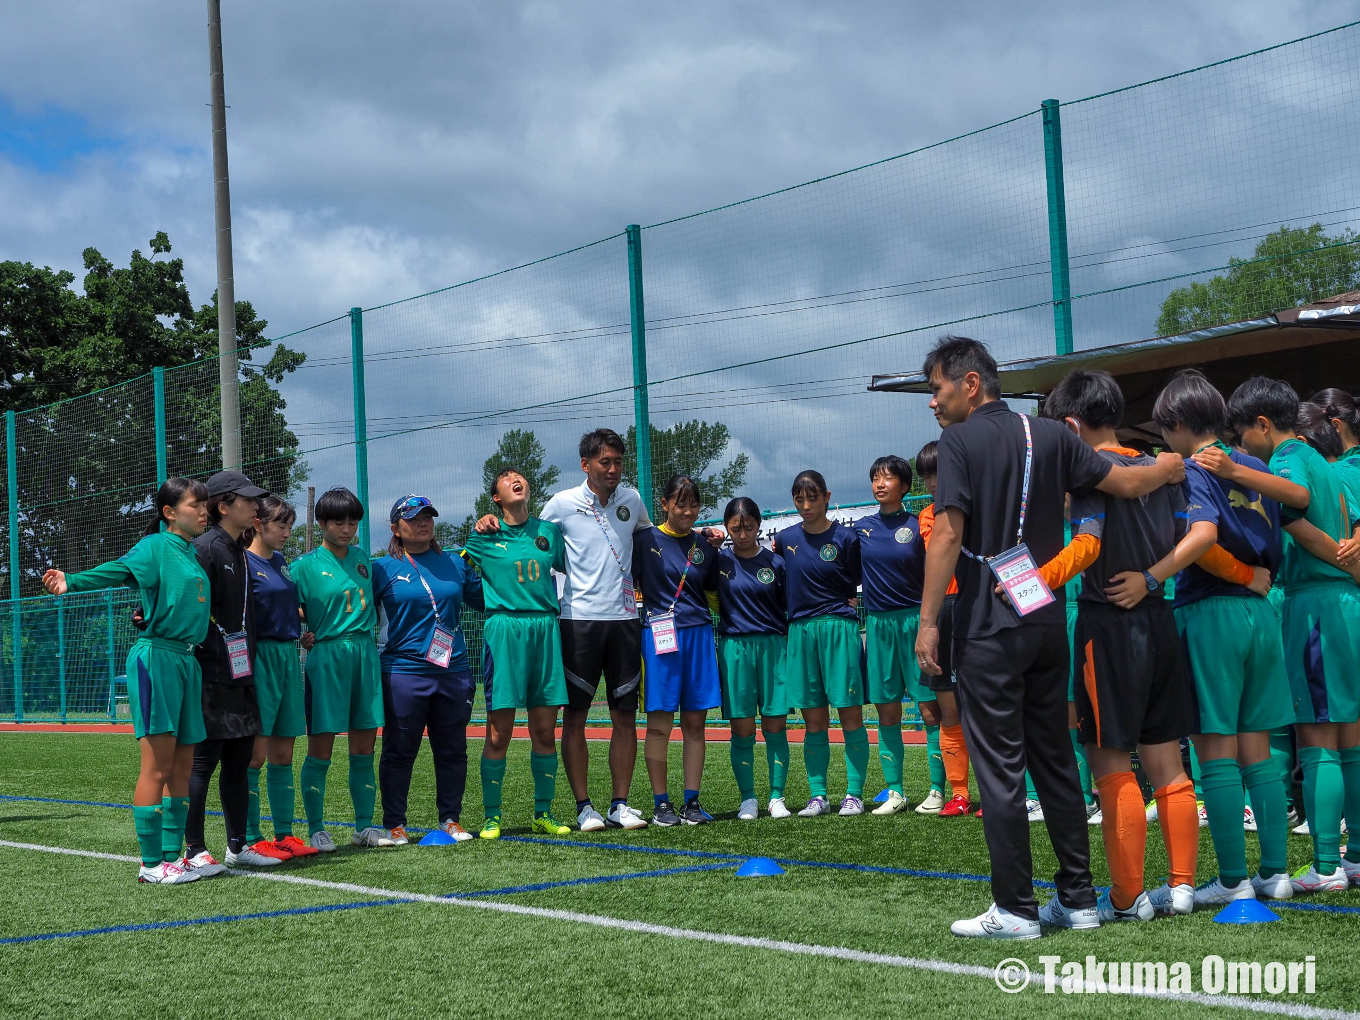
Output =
[{"x1": 1097, "y1": 452, "x2": 1185, "y2": 499}]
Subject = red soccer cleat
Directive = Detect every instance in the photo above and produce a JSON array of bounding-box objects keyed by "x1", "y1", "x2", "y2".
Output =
[
  {"x1": 249, "y1": 838, "x2": 292, "y2": 861},
  {"x1": 939, "y1": 794, "x2": 973, "y2": 817},
  {"x1": 273, "y1": 834, "x2": 319, "y2": 858}
]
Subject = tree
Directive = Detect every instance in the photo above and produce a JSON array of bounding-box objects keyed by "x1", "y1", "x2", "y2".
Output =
[
  {"x1": 1155, "y1": 224, "x2": 1360, "y2": 337},
  {"x1": 448, "y1": 429, "x2": 561, "y2": 544},
  {"x1": 621, "y1": 419, "x2": 749, "y2": 517}
]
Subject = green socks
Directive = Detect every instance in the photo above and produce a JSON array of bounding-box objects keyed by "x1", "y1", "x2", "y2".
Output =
[
  {"x1": 764, "y1": 729, "x2": 789, "y2": 800},
  {"x1": 481, "y1": 755, "x2": 507, "y2": 818},
  {"x1": 266, "y1": 762, "x2": 296, "y2": 839},
  {"x1": 245, "y1": 767, "x2": 263, "y2": 844},
  {"x1": 925, "y1": 724, "x2": 945, "y2": 792},
  {"x1": 133, "y1": 804, "x2": 164, "y2": 868},
  {"x1": 730, "y1": 734, "x2": 757, "y2": 801},
  {"x1": 1025, "y1": 769, "x2": 1038, "y2": 802},
  {"x1": 348, "y1": 753, "x2": 377, "y2": 831},
  {"x1": 1241, "y1": 757, "x2": 1288, "y2": 877},
  {"x1": 804, "y1": 730, "x2": 830, "y2": 799},
  {"x1": 844, "y1": 726, "x2": 870, "y2": 799},
  {"x1": 1270, "y1": 728, "x2": 1295, "y2": 810},
  {"x1": 1201, "y1": 756, "x2": 1248, "y2": 885},
  {"x1": 1070, "y1": 728, "x2": 1093, "y2": 805},
  {"x1": 878, "y1": 722, "x2": 904, "y2": 796},
  {"x1": 1341, "y1": 747, "x2": 1360, "y2": 865},
  {"x1": 1189, "y1": 740, "x2": 1204, "y2": 799},
  {"x1": 1300, "y1": 746, "x2": 1343, "y2": 873},
  {"x1": 531, "y1": 752, "x2": 558, "y2": 816},
  {"x1": 301, "y1": 755, "x2": 331, "y2": 835},
  {"x1": 160, "y1": 795, "x2": 189, "y2": 863}
]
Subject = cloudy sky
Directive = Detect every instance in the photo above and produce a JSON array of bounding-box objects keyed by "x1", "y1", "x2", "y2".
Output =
[{"x1": 3, "y1": 2, "x2": 1357, "y2": 542}]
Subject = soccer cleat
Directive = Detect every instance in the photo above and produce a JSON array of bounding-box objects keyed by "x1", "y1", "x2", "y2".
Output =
[
  {"x1": 1024, "y1": 798, "x2": 1045, "y2": 823},
  {"x1": 1338, "y1": 853, "x2": 1360, "y2": 887},
  {"x1": 1193, "y1": 876, "x2": 1255, "y2": 907},
  {"x1": 652, "y1": 801, "x2": 681, "y2": 827},
  {"x1": 606, "y1": 803, "x2": 649, "y2": 830},
  {"x1": 480, "y1": 816, "x2": 502, "y2": 840},
  {"x1": 532, "y1": 814, "x2": 572, "y2": 836},
  {"x1": 577, "y1": 804, "x2": 607, "y2": 833},
  {"x1": 1243, "y1": 806, "x2": 1257, "y2": 832},
  {"x1": 1197, "y1": 801, "x2": 1209, "y2": 828},
  {"x1": 950, "y1": 902, "x2": 1040, "y2": 940},
  {"x1": 1147, "y1": 882, "x2": 1194, "y2": 916},
  {"x1": 798, "y1": 796, "x2": 831, "y2": 817},
  {"x1": 248, "y1": 838, "x2": 292, "y2": 860},
  {"x1": 226, "y1": 845, "x2": 284, "y2": 867},
  {"x1": 838, "y1": 795, "x2": 864, "y2": 817},
  {"x1": 1096, "y1": 889, "x2": 1154, "y2": 923},
  {"x1": 441, "y1": 820, "x2": 475, "y2": 842},
  {"x1": 138, "y1": 860, "x2": 200, "y2": 884},
  {"x1": 183, "y1": 850, "x2": 227, "y2": 877},
  {"x1": 681, "y1": 799, "x2": 714, "y2": 825},
  {"x1": 939, "y1": 794, "x2": 973, "y2": 817},
  {"x1": 1086, "y1": 802, "x2": 1102, "y2": 826},
  {"x1": 1292, "y1": 818, "x2": 1311, "y2": 835},
  {"x1": 275, "y1": 834, "x2": 319, "y2": 858},
  {"x1": 871, "y1": 790, "x2": 907, "y2": 816},
  {"x1": 1285, "y1": 807, "x2": 1301, "y2": 830},
  {"x1": 351, "y1": 827, "x2": 396, "y2": 848},
  {"x1": 1038, "y1": 896, "x2": 1100, "y2": 930},
  {"x1": 386, "y1": 827, "x2": 410, "y2": 846},
  {"x1": 1145, "y1": 800, "x2": 1159, "y2": 823},
  {"x1": 1251, "y1": 872, "x2": 1294, "y2": 899},
  {"x1": 914, "y1": 789, "x2": 945, "y2": 815},
  {"x1": 1290, "y1": 864, "x2": 1347, "y2": 895},
  {"x1": 768, "y1": 797, "x2": 792, "y2": 820},
  {"x1": 309, "y1": 830, "x2": 338, "y2": 853},
  {"x1": 737, "y1": 797, "x2": 760, "y2": 821}
]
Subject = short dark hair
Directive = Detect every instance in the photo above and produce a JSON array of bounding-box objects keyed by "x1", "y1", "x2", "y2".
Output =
[
  {"x1": 1310, "y1": 387, "x2": 1360, "y2": 439},
  {"x1": 1043, "y1": 369, "x2": 1124, "y2": 430},
  {"x1": 915, "y1": 441, "x2": 939, "y2": 479},
  {"x1": 1226, "y1": 376, "x2": 1298, "y2": 434},
  {"x1": 241, "y1": 494, "x2": 296, "y2": 546},
  {"x1": 1152, "y1": 369, "x2": 1226, "y2": 436},
  {"x1": 921, "y1": 334, "x2": 1000, "y2": 399},
  {"x1": 206, "y1": 490, "x2": 256, "y2": 525},
  {"x1": 316, "y1": 486, "x2": 365, "y2": 523},
  {"x1": 579, "y1": 428, "x2": 625, "y2": 461},
  {"x1": 661, "y1": 474, "x2": 701, "y2": 506},
  {"x1": 146, "y1": 477, "x2": 209, "y2": 536},
  {"x1": 1297, "y1": 402, "x2": 1342, "y2": 459},
  {"x1": 791, "y1": 469, "x2": 828, "y2": 499},
  {"x1": 723, "y1": 496, "x2": 761, "y2": 527},
  {"x1": 869, "y1": 455, "x2": 913, "y2": 489},
  {"x1": 490, "y1": 467, "x2": 526, "y2": 502}
]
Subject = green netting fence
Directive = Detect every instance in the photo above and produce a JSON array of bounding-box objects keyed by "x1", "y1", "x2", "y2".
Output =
[{"x1": 4, "y1": 22, "x2": 1359, "y2": 722}]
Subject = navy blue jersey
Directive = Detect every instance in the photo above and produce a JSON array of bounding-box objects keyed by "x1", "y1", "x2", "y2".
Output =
[
  {"x1": 716, "y1": 548, "x2": 787, "y2": 636},
  {"x1": 773, "y1": 521, "x2": 861, "y2": 622},
  {"x1": 246, "y1": 549, "x2": 300, "y2": 641},
  {"x1": 1174, "y1": 444, "x2": 1283, "y2": 608},
  {"x1": 854, "y1": 509, "x2": 924, "y2": 612},
  {"x1": 372, "y1": 548, "x2": 485, "y2": 676},
  {"x1": 632, "y1": 526, "x2": 720, "y2": 628}
]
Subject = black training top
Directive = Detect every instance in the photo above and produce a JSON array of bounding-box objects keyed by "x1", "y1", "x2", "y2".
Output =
[
  {"x1": 934, "y1": 400, "x2": 1112, "y2": 639},
  {"x1": 193, "y1": 525, "x2": 257, "y2": 687}
]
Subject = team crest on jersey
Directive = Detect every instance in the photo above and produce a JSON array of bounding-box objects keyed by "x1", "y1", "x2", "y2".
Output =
[
  {"x1": 756, "y1": 567, "x2": 775, "y2": 584},
  {"x1": 279, "y1": 564, "x2": 292, "y2": 581},
  {"x1": 535, "y1": 535, "x2": 550, "y2": 551},
  {"x1": 819, "y1": 544, "x2": 837, "y2": 561},
  {"x1": 894, "y1": 526, "x2": 914, "y2": 544},
  {"x1": 357, "y1": 564, "x2": 369, "y2": 579},
  {"x1": 689, "y1": 547, "x2": 705, "y2": 565},
  {"x1": 616, "y1": 506, "x2": 630, "y2": 522}
]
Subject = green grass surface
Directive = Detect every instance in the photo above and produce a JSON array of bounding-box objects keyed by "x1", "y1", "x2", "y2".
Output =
[{"x1": 1, "y1": 732, "x2": 1354, "y2": 1019}]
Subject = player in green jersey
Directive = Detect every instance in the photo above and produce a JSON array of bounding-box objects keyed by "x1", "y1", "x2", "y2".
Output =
[
  {"x1": 290, "y1": 486, "x2": 388, "y2": 852},
  {"x1": 43, "y1": 478, "x2": 212, "y2": 885},
  {"x1": 462, "y1": 469, "x2": 571, "y2": 838}
]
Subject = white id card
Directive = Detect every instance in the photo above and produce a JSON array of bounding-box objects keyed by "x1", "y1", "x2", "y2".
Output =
[
  {"x1": 426, "y1": 624, "x2": 455, "y2": 669},
  {"x1": 989, "y1": 543, "x2": 1056, "y2": 617},
  {"x1": 224, "y1": 632, "x2": 252, "y2": 679},
  {"x1": 650, "y1": 612, "x2": 678, "y2": 654},
  {"x1": 621, "y1": 572, "x2": 638, "y2": 613}
]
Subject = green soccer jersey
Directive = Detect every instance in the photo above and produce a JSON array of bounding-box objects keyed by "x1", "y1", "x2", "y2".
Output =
[
  {"x1": 461, "y1": 517, "x2": 566, "y2": 614},
  {"x1": 67, "y1": 531, "x2": 211, "y2": 646},
  {"x1": 291, "y1": 544, "x2": 377, "y2": 639},
  {"x1": 1270, "y1": 438, "x2": 1356, "y2": 588},
  {"x1": 1332, "y1": 449, "x2": 1360, "y2": 519}
]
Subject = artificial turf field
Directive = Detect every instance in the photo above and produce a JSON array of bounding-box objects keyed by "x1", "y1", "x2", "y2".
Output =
[{"x1": 1, "y1": 732, "x2": 1356, "y2": 1020}]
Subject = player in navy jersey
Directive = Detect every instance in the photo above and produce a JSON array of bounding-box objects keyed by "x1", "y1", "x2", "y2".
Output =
[
  {"x1": 773, "y1": 470, "x2": 866, "y2": 817},
  {"x1": 633, "y1": 476, "x2": 722, "y2": 826},
  {"x1": 857, "y1": 456, "x2": 928, "y2": 815},
  {"x1": 716, "y1": 497, "x2": 792, "y2": 820}
]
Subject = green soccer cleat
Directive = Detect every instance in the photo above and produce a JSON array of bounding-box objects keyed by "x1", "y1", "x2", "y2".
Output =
[
  {"x1": 480, "y1": 815, "x2": 502, "y2": 840},
  {"x1": 532, "y1": 814, "x2": 572, "y2": 836}
]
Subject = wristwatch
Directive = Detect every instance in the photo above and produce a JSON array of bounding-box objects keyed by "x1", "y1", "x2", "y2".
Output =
[{"x1": 1142, "y1": 570, "x2": 1159, "y2": 592}]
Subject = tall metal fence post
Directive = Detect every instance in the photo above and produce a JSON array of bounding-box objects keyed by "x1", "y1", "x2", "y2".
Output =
[
  {"x1": 106, "y1": 591, "x2": 117, "y2": 721},
  {"x1": 349, "y1": 307, "x2": 370, "y2": 522},
  {"x1": 1041, "y1": 99, "x2": 1074, "y2": 356},
  {"x1": 57, "y1": 598, "x2": 66, "y2": 724},
  {"x1": 153, "y1": 366, "x2": 168, "y2": 485},
  {"x1": 625, "y1": 225, "x2": 653, "y2": 508},
  {"x1": 6, "y1": 409, "x2": 21, "y2": 721}
]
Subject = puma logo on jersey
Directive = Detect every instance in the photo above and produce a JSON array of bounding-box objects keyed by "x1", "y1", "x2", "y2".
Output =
[
  {"x1": 221, "y1": 563, "x2": 235, "y2": 574},
  {"x1": 255, "y1": 571, "x2": 268, "y2": 579},
  {"x1": 857, "y1": 527, "x2": 872, "y2": 537},
  {"x1": 785, "y1": 544, "x2": 798, "y2": 555},
  {"x1": 494, "y1": 542, "x2": 508, "y2": 551},
  {"x1": 396, "y1": 573, "x2": 412, "y2": 583},
  {"x1": 651, "y1": 547, "x2": 663, "y2": 557},
  {"x1": 321, "y1": 571, "x2": 335, "y2": 578},
  {"x1": 1229, "y1": 489, "x2": 1270, "y2": 523}
]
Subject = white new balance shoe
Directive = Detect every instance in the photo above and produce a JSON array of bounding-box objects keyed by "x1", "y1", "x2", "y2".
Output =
[
  {"x1": 737, "y1": 798, "x2": 760, "y2": 821},
  {"x1": 1251, "y1": 871, "x2": 1294, "y2": 899},
  {"x1": 1096, "y1": 889, "x2": 1154, "y2": 922},
  {"x1": 1025, "y1": 799, "x2": 1045, "y2": 823},
  {"x1": 768, "y1": 797, "x2": 792, "y2": 819},
  {"x1": 914, "y1": 789, "x2": 945, "y2": 815},
  {"x1": 1038, "y1": 896, "x2": 1100, "y2": 930},
  {"x1": 871, "y1": 791, "x2": 907, "y2": 816},
  {"x1": 606, "y1": 802, "x2": 648, "y2": 830},
  {"x1": 351, "y1": 827, "x2": 395, "y2": 848},
  {"x1": 950, "y1": 903, "x2": 1040, "y2": 940},
  {"x1": 138, "y1": 860, "x2": 200, "y2": 884},
  {"x1": 227, "y1": 845, "x2": 284, "y2": 866},
  {"x1": 577, "y1": 804, "x2": 607, "y2": 832},
  {"x1": 1147, "y1": 882, "x2": 1194, "y2": 916}
]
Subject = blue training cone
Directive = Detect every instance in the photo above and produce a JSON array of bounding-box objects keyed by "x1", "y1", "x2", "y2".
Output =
[
  {"x1": 418, "y1": 829, "x2": 455, "y2": 846},
  {"x1": 872, "y1": 788, "x2": 891, "y2": 804},
  {"x1": 1213, "y1": 899, "x2": 1280, "y2": 924},
  {"x1": 736, "y1": 857, "x2": 786, "y2": 877}
]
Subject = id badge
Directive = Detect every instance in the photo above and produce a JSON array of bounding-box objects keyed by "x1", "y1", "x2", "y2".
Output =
[
  {"x1": 650, "y1": 612, "x2": 678, "y2": 654},
  {"x1": 224, "y1": 631, "x2": 252, "y2": 679},
  {"x1": 989, "y1": 543, "x2": 1056, "y2": 617},
  {"x1": 426, "y1": 624, "x2": 455, "y2": 669},
  {"x1": 621, "y1": 572, "x2": 637, "y2": 613}
]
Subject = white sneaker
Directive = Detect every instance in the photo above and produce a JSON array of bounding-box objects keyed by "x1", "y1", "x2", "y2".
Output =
[
  {"x1": 1193, "y1": 876, "x2": 1255, "y2": 907},
  {"x1": 184, "y1": 850, "x2": 227, "y2": 877},
  {"x1": 1038, "y1": 896, "x2": 1100, "y2": 929},
  {"x1": 1290, "y1": 864, "x2": 1347, "y2": 894},
  {"x1": 1197, "y1": 801, "x2": 1209, "y2": 828},
  {"x1": 351, "y1": 826, "x2": 395, "y2": 848},
  {"x1": 1145, "y1": 800, "x2": 1159, "y2": 823},
  {"x1": 1147, "y1": 882, "x2": 1194, "y2": 916},
  {"x1": 138, "y1": 860, "x2": 200, "y2": 884},
  {"x1": 309, "y1": 830, "x2": 337, "y2": 853},
  {"x1": 387, "y1": 827, "x2": 411, "y2": 846},
  {"x1": 1251, "y1": 871, "x2": 1294, "y2": 899},
  {"x1": 1096, "y1": 889, "x2": 1154, "y2": 922},
  {"x1": 577, "y1": 804, "x2": 607, "y2": 832},
  {"x1": 914, "y1": 788, "x2": 945, "y2": 815},
  {"x1": 227, "y1": 845, "x2": 284, "y2": 866},
  {"x1": 1243, "y1": 805, "x2": 1257, "y2": 832},
  {"x1": 1025, "y1": 798, "x2": 1045, "y2": 823},
  {"x1": 872, "y1": 790, "x2": 908, "y2": 816},
  {"x1": 951, "y1": 902, "x2": 1040, "y2": 940},
  {"x1": 798, "y1": 796, "x2": 831, "y2": 817},
  {"x1": 1339, "y1": 853, "x2": 1360, "y2": 887},
  {"x1": 1086, "y1": 803, "x2": 1103, "y2": 826},
  {"x1": 441, "y1": 820, "x2": 475, "y2": 843},
  {"x1": 606, "y1": 802, "x2": 648, "y2": 830},
  {"x1": 768, "y1": 797, "x2": 792, "y2": 819},
  {"x1": 737, "y1": 797, "x2": 759, "y2": 821},
  {"x1": 838, "y1": 795, "x2": 865, "y2": 817}
]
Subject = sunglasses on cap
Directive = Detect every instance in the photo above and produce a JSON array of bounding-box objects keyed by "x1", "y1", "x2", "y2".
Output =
[{"x1": 390, "y1": 494, "x2": 439, "y2": 523}]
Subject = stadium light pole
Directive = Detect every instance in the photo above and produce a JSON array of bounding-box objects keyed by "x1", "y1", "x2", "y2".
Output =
[{"x1": 207, "y1": 0, "x2": 242, "y2": 470}]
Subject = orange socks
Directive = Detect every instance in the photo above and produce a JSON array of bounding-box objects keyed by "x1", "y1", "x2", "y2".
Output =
[
  {"x1": 1154, "y1": 778, "x2": 1199, "y2": 889},
  {"x1": 940, "y1": 724, "x2": 970, "y2": 797},
  {"x1": 1095, "y1": 771, "x2": 1147, "y2": 910}
]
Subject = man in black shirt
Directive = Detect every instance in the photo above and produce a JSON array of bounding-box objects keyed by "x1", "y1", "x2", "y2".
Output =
[{"x1": 914, "y1": 336, "x2": 1184, "y2": 939}]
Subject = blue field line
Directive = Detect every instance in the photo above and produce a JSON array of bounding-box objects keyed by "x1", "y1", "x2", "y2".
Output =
[{"x1": 450, "y1": 861, "x2": 739, "y2": 898}]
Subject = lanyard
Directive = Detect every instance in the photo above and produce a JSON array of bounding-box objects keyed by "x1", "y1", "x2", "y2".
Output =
[
  {"x1": 960, "y1": 413, "x2": 1035, "y2": 563},
  {"x1": 661, "y1": 535, "x2": 699, "y2": 615},
  {"x1": 403, "y1": 551, "x2": 446, "y2": 627},
  {"x1": 586, "y1": 500, "x2": 629, "y2": 576}
]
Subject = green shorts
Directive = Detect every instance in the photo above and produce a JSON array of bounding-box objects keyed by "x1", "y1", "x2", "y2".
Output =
[
  {"x1": 304, "y1": 636, "x2": 383, "y2": 735},
  {"x1": 718, "y1": 633, "x2": 789, "y2": 719},
  {"x1": 482, "y1": 612, "x2": 567, "y2": 711},
  {"x1": 785, "y1": 615, "x2": 864, "y2": 710},
  {"x1": 255, "y1": 638, "x2": 305, "y2": 738},
  {"x1": 864, "y1": 608, "x2": 932, "y2": 705},
  {"x1": 1281, "y1": 582, "x2": 1360, "y2": 725},
  {"x1": 127, "y1": 638, "x2": 205, "y2": 744},
  {"x1": 1065, "y1": 599, "x2": 1079, "y2": 702},
  {"x1": 1175, "y1": 595, "x2": 1293, "y2": 735}
]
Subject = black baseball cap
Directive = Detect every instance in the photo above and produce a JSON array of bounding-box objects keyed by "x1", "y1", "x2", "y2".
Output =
[
  {"x1": 206, "y1": 470, "x2": 268, "y2": 498},
  {"x1": 390, "y1": 494, "x2": 439, "y2": 523}
]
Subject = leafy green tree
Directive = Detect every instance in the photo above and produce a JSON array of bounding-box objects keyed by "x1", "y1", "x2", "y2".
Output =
[
  {"x1": 448, "y1": 429, "x2": 561, "y2": 544},
  {"x1": 621, "y1": 419, "x2": 749, "y2": 517},
  {"x1": 1156, "y1": 224, "x2": 1360, "y2": 336}
]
